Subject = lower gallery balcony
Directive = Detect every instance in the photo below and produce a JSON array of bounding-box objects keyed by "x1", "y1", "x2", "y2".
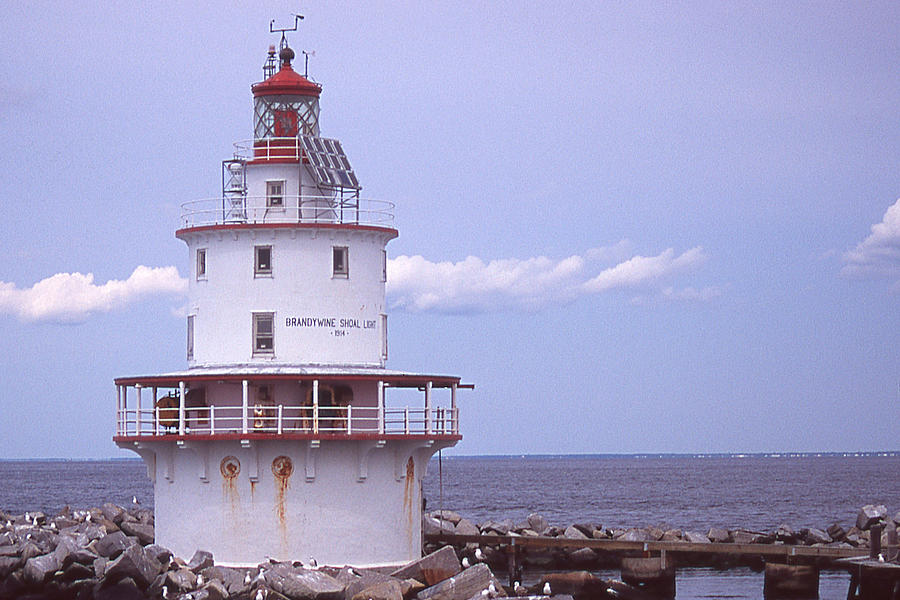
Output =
[{"x1": 113, "y1": 371, "x2": 464, "y2": 443}]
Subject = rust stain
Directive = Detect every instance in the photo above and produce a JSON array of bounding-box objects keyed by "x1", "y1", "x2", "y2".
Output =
[
  {"x1": 220, "y1": 456, "x2": 241, "y2": 513},
  {"x1": 403, "y1": 456, "x2": 415, "y2": 551},
  {"x1": 272, "y1": 456, "x2": 293, "y2": 552},
  {"x1": 250, "y1": 479, "x2": 257, "y2": 501}
]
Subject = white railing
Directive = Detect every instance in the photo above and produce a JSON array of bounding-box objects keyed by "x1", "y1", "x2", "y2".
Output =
[
  {"x1": 180, "y1": 196, "x2": 394, "y2": 229},
  {"x1": 116, "y1": 404, "x2": 458, "y2": 438}
]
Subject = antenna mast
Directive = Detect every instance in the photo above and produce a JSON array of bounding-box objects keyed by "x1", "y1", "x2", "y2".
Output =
[{"x1": 270, "y1": 14, "x2": 304, "y2": 65}]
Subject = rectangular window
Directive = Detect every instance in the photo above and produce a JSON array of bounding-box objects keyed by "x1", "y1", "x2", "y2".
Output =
[
  {"x1": 253, "y1": 312, "x2": 275, "y2": 355},
  {"x1": 381, "y1": 313, "x2": 388, "y2": 360},
  {"x1": 255, "y1": 245, "x2": 272, "y2": 276},
  {"x1": 196, "y1": 248, "x2": 207, "y2": 280},
  {"x1": 333, "y1": 246, "x2": 349, "y2": 278},
  {"x1": 382, "y1": 249, "x2": 387, "y2": 282},
  {"x1": 187, "y1": 315, "x2": 195, "y2": 360},
  {"x1": 266, "y1": 180, "x2": 285, "y2": 208}
]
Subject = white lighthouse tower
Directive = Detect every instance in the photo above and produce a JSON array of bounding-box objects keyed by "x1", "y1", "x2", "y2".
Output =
[{"x1": 114, "y1": 28, "x2": 466, "y2": 567}]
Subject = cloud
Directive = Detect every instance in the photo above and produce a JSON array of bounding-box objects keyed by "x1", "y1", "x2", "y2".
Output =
[
  {"x1": 387, "y1": 244, "x2": 714, "y2": 313},
  {"x1": 0, "y1": 266, "x2": 187, "y2": 323},
  {"x1": 841, "y1": 198, "x2": 900, "y2": 283}
]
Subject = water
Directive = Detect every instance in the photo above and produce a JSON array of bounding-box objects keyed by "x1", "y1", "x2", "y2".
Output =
[{"x1": 2, "y1": 454, "x2": 898, "y2": 598}]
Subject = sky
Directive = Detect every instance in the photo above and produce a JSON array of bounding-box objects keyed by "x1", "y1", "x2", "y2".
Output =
[{"x1": 0, "y1": 2, "x2": 898, "y2": 458}]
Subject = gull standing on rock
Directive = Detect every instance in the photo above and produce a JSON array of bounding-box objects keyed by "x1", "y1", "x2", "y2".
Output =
[
  {"x1": 543, "y1": 582, "x2": 551, "y2": 595},
  {"x1": 462, "y1": 557, "x2": 471, "y2": 568},
  {"x1": 474, "y1": 548, "x2": 485, "y2": 562}
]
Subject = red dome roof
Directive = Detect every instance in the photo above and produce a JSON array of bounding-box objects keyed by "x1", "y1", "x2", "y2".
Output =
[{"x1": 252, "y1": 63, "x2": 321, "y2": 98}]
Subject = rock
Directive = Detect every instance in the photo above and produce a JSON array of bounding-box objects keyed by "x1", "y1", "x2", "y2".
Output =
[
  {"x1": 563, "y1": 526, "x2": 588, "y2": 540},
  {"x1": 617, "y1": 528, "x2": 653, "y2": 542},
  {"x1": 144, "y1": 543, "x2": 173, "y2": 567},
  {"x1": 201, "y1": 565, "x2": 246, "y2": 592},
  {"x1": 527, "y1": 514, "x2": 550, "y2": 535},
  {"x1": 96, "y1": 576, "x2": 146, "y2": 600},
  {"x1": 350, "y1": 579, "x2": 404, "y2": 600},
  {"x1": 707, "y1": 528, "x2": 730, "y2": 543},
  {"x1": 0, "y1": 555, "x2": 23, "y2": 578},
  {"x1": 402, "y1": 577, "x2": 427, "y2": 597},
  {"x1": 661, "y1": 529, "x2": 682, "y2": 542},
  {"x1": 857, "y1": 504, "x2": 888, "y2": 530},
  {"x1": 0, "y1": 544, "x2": 17, "y2": 557},
  {"x1": 100, "y1": 503, "x2": 126, "y2": 525},
  {"x1": 827, "y1": 523, "x2": 846, "y2": 542},
  {"x1": 731, "y1": 530, "x2": 763, "y2": 545},
  {"x1": 775, "y1": 524, "x2": 796, "y2": 544},
  {"x1": 416, "y1": 563, "x2": 506, "y2": 600},
  {"x1": 203, "y1": 578, "x2": 231, "y2": 600},
  {"x1": 804, "y1": 528, "x2": 831, "y2": 545},
  {"x1": 119, "y1": 520, "x2": 155, "y2": 546},
  {"x1": 104, "y1": 543, "x2": 161, "y2": 588},
  {"x1": 431, "y1": 511, "x2": 463, "y2": 525},
  {"x1": 265, "y1": 564, "x2": 345, "y2": 600},
  {"x1": 59, "y1": 561, "x2": 94, "y2": 582},
  {"x1": 93, "y1": 555, "x2": 108, "y2": 578},
  {"x1": 455, "y1": 519, "x2": 480, "y2": 537},
  {"x1": 188, "y1": 549, "x2": 215, "y2": 572},
  {"x1": 23, "y1": 552, "x2": 62, "y2": 585},
  {"x1": 165, "y1": 567, "x2": 199, "y2": 591},
  {"x1": 94, "y1": 530, "x2": 131, "y2": 558},
  {"x1": 482, "y1": 520, "x2": 512, "y2": 535},
  {"x1": 423, "y1": 515, "x2": 455, "y2": 536},
  {"x1": 683, "y1": 531, "x2": 710, "y2": 544},
  {"x1": 391, "y1": 545, "x2": 462, "y2": 586}
]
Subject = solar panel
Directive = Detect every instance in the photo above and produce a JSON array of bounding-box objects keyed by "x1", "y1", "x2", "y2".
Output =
[{"x1": 301, "y1": 135, "x2": 361, "y2": 189}]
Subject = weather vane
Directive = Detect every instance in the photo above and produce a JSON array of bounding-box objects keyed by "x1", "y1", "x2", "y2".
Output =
[{"x1": 269, "y1": 14, "x2": 304, "y2": 54}]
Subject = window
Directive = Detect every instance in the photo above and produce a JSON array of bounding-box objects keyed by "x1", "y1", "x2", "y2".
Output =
[
  {"x1": 196, "y1": 248, "x2": 206, "y2": 280},
  {"x1": 255, "y1": 245, "x2": 272, "y2": 276},
  {"x1": 187, "y1": 315, "x2": 195, "y2": 360},
  {"x1": 381, "y1": 314, "x2": 388, "y2": 360},
  {"x1": 333, "y1": 246, "x2": 349, "y2": 278},
  {"x1": 253, "y1": 312, "x2": 275, "y2": 355},
  {"x1": 266, "y1": 180, "x2": 285, "y2": 208},
  {"x1": 382, "y1": 249, "x2": 387, "y2": 282}
]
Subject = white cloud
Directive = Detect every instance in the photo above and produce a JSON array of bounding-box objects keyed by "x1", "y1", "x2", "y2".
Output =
[
  {"x1": 0, "y1": 266, "x2": 187, "y2": 323},
  {"x1": 841, "y1": 198, "x2": 900, "y2": 282},
  {"x1": 387, "y1": 244, "x2": 714, "y2": 313}
]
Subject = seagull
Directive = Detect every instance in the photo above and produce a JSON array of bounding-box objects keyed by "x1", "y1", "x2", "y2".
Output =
[
  {"x1": 461, "y1": 557, "x2": 471, "y2": 568},
  {"x1": 543, "y1": 582, "x2": 551, "y2": 595},
  {"x1": 49, "y1": 522, "x2": 57, "y2": 531},
  {"x1": 488, "y1": 582, "x2": 497, "y2": 597},
  {"x1": 878, "y1": 553, "x2": 885, "y2": 562},
  {"x1": 85, "y1": 514, "x2": 92, "y2": 523},
  {"x1": 162, "y1": 585, "x2": 169, "y2": 599},
  {"x1": 244, "y1": 572, "x2": 252, "y2": 585},
  {"x1": 513, "y1": 581, "x2": 526, "y2": 596},
  {"x1": 606, "y1": 588, "x2": 619, "y2": 598},
  {"x1": 474, "y1": 548, "x2": 485, "y2": 561},
  {"x1": 133, "y1": 496, "x2": 140, "y2": 506},
  {"x1": 197, "y1": 574, "x2": 203, "y2": 585},
  {"x1": 481, "y1": 590, "x2": 489, "y2": 597},
  {"x1": 255, "y1": 589, "x2": 267, "y2": 600},
  {"x1": 308, "y1": 557, "x2": 318, "y2": 569}
]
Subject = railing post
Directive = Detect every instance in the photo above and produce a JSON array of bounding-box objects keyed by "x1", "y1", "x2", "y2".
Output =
[
  {"x1": 135, "y1": 384, "x2": 142, "y2": 436},
  {"x1": 347, "y1": 405, "x2": 352, "y2": 434},
  {"x1": 210, "y1": 405, "x2": 215, "y2": 435},
  {"x1": 151, "y1": 387, "x2": 157, "y2": 435},
  {"x1": 241, "y1": 379, "x2": 249, "y2": 434},
  {"x1": 451, "y1": 383, "x2": 458, "y2": 435},
  {"x1": 313, "y1": 379, "x2": 319, "y2": 434},
  {"x1": 424, "y1": 381, "x2": 432, "y2": 434},
  {"x1": 377, "y1": 381, "x2": 385, "y2": 435},
  {"x1": 178, "y1": 381, "x2": 186, "y2": 436},
  {"x1": 277, "y1": 404, "x2": 283, "y2": 435},
  {"x1": 404, "y1": 407, "x2": 409, "y2": 434},
  {"x1": 115, "y1": 385, "x2": 122, "y2": 435}
]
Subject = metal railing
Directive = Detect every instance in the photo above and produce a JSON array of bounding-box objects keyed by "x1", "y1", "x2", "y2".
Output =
[
  {"x1": 180, "y1": 196, "x2": 394, "y2": 229},
  {"x1": 116, "y1": 404, "x2": 458, "y2": 438}
]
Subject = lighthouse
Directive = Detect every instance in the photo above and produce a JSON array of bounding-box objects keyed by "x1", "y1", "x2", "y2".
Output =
[{"x1": 113, "y1": 29, "x2": 466, "y2": 567}]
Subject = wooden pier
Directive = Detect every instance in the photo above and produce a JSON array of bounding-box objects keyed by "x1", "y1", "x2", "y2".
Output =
[{"x1": 426, "y1": 531, "x2": 900, "y2": 598}]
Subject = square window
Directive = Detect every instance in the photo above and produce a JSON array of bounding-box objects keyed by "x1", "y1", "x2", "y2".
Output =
[
  {"x1": 255, "y1": 245, "x2": 272, "y2": 276},
  {"x1": 266, "y1": 180, "x2": 285, "y2": 208},
  {"x1": 253, "y1": 312, "x2": 275, "y2": 355},
  {"x1": 196, "y1": 248, "x2": 206, "y2": 279},
  {"x1": 187, "y1": 315, "x2": 195, "y2": 360},
  {"x1": 333, "y1": 246, "x2": 349, "y2": 278}
]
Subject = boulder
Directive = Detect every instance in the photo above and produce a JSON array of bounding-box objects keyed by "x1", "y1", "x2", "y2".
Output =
[
  {"x1": 431, "y1": 511, "x2": 463, "y2": 525},
  {"x1": 455, "y1": 519, "x2": 480, "y2": 537},
  {"x1": 527, "y1": 514, "x2": 550, "y2": 535},
  {"x1": 827, "y1": 523, "x2": 846, "y2": 542},
  {"x1": 201, "y1": 565, "x2": 247, "y2": 593},
  {"x1": 104, "y1": 543, "x2": 161, "y2": 588},
  {"x1": 144, "y1": 543, "x2": 173, "y2": 567},
  {"x1": 804, "y1": 528, "x2": 831, "y2": 545},
  {"x1": 94, "y1": 531, "x2": 131, "y2": 558},
  {"x1": 857, "y1": 504, "x2": 888, "y2": 530},
  {"x1": 683, "y1": 531, "x2": 710, "y2": 544},
  {"x1": 59, "y1": 561, "x2": 94, "y2": 582},
  {"x1": 119, "y1": 520, "x2": 155, "y2": 546},
  {"x1": 617, "y1": 528, "x2": 653, "y2": 542},
  {"x1": 391, "y1": 545, "x2": 462, "y2": 586},
  {"x1": 661, "y1": 529, "x2": 682, "y2": 542},
  {"x1": 188, "y1": 549, "x2": 215, "y2": 572},
  {"x1": 165, "y1": 567, "x2": 199, "y2": 592},
  {"x1": 53, "y1": 533, "x2": 98, "y2": 567},
  {"x1": 775, "y1": 525, "x2": 796, "y2": 544},
  {"x1": 707, "y1": 528, "x2": 730, "y2": 543},
  {"x1": 350, "y1": 579, "x2": 404, "y2": 600},
  {"x1": 96, "y1": 576, "x2": 146, "y2": 600},
  {"x1": 264, "y1": 564, "x2": 345, "y2": 600},
  {"x1": 416, "y1": 563, "x2": 506, "y2": 600},
  {"x1": 100, "y1": 503, "x2": 127, "y2": 525},
  {"x1": 203, "y1": 578, "x2": 231, "y2": 600},
  {"x1": 563, "y1": 526, "x2": 588, "y2": 540},
  {"x1": 423, "y1": 515, "x2": 455, "y2": 537},
  {"x1": 23, "y1": 552, "x2": 62, "y2": 585},
  {"x1": 0, "y1": 555, "x2": 23, "y2": 578}
]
